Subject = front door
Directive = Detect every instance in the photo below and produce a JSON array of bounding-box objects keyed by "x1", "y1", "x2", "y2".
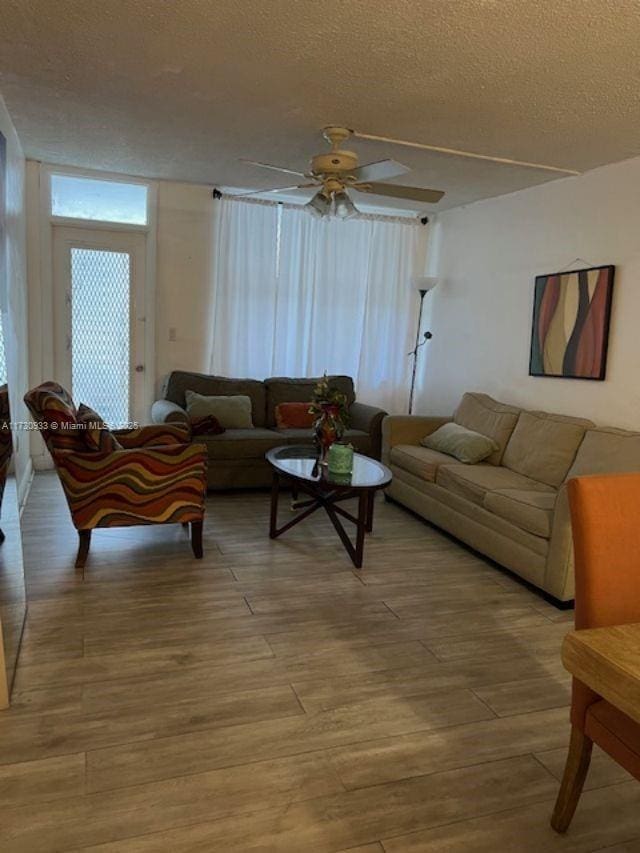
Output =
[{"x1": 52, "y1": 226, "x2": 147, "y2": 426}]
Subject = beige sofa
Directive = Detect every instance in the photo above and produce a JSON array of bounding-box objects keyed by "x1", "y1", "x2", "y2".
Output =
[
  {"x1": 383, "y1": 393, "x2": 640, "y2": 604},
  {"x1": 152, "y1": 371, "x2": 386, "y2": 490}
]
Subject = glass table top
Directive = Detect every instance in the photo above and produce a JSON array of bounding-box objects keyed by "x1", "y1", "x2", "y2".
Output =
[{"x1": 266, "y1": 445, "x2": 392, "y2": 490}]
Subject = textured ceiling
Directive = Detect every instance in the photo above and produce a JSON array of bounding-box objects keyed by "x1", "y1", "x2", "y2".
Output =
[{"x1": 1, "y1": 0, "x2": 640, "y2": 211}]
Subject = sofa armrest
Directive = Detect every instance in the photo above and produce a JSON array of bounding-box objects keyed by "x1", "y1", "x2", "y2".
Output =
[
  {"x1": 544, "y1": 484, "x2": 575, "y2": 603},
  {"x1": 151, "y1": 398, "x2": 190, "y2": 427},
  {"x1": 350, "y1": 401, "x2": 387, "y2": 459},
  {"x1": 382, "y1": 415, "x2": 450, "y2": 464}
]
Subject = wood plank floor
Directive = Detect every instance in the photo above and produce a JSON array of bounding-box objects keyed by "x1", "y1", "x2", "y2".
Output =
[{"x1": 1, "y1": 471, "x2": 638, "y2": 851}]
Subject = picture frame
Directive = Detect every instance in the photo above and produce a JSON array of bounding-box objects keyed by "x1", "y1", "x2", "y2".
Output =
[{"x1": 529, "y1": 264, "x2": 615, "y2": 381}]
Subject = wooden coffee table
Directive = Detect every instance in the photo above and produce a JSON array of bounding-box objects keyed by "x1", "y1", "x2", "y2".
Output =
[{"x1": 266, "y1": 445, "x2": 392, "y2": 568}]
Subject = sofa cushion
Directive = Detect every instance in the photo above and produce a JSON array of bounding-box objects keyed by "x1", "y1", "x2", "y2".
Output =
[
  {"x1": 185, "y1": 391, "x2": 254, "y2": 429},
  {"x1": 277, "y1": 427, "x2": 371, "y2": 454},
  {"x1": 453, "y1": 393, "x2": 520, "y2": 465},
  {"x1": 163, "y1": 371, "x2": 267, "y2": 428},
  {"x1": 484, "y1": 489, "x2": 557, "y2": 538},
  {"x1": 391, "y1": 445, "x2": 458, "y2": 482},
  {"x1": 502, "y1": 410, "x2": 593, "y2": 487},
  {"x1": 421, "y1": 422, "x2": 499, "y2": 464},
  {"x1": 567, "y1": 427, "x2": 640, "y2": 478},
  {"x1": 275, "y1": 402, "x2": 314, "y2": 429},
  {"x1": 199, "y1": 428, "x2": 281, "y2": 461},
  {"x1": 436, "y1": 463, "x2": 554, "y2": 507},
  {"x1": 265, "y1": 376, "x2": 355, "y2": 427}
]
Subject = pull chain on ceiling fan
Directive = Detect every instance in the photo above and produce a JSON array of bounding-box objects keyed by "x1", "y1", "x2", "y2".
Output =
[{"x1": 233, "y1": 126, "x2": 580, "y2": 218}]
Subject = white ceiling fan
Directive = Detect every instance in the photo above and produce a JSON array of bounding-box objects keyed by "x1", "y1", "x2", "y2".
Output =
[{"x1": 234, "y1": 126, "x2": 580, "y2": 218}]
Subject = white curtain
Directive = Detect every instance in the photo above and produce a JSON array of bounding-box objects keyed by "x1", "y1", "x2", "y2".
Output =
[{"x1": 209, "y1": 196, "x2": 429, "y2": 413}]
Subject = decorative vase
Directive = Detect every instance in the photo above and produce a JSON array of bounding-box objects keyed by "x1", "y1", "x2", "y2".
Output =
[{"x1": 313, "y1": 403, "x2": 344, "y2": 464}]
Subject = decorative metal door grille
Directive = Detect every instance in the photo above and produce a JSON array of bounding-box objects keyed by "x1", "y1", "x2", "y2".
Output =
[{"x1": 71, "y1": 248, "x2": 131, "y2": 427}]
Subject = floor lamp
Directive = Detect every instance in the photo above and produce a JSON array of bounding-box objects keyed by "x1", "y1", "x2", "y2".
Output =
[{"x1": 408, "y1": 276, "x2": 438, "y2": 414}]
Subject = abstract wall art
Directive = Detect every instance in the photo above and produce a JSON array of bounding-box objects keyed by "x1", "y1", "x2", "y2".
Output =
[{"x1": 529, "y1": 265, "x2": 615, "y2": 380}]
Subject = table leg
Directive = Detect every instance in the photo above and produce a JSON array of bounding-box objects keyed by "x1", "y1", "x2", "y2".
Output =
[
  {"x1": 365, "y1": 490, "x2": 375, "y2": 533},
  {"x1": 269, "y1": 472, "x2": 280, "y2": 539},
  {"x1": 354, "y1": 491, "x2": 369, "y2": 569}
]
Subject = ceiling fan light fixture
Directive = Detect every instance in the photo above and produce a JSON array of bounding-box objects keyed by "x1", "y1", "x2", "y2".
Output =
[
  {"x1": 305, "y1": 190, "x2": 332, "y2": 218},
  {"x1": 333, "y1": 190, "x2": 358, "y2": 220}
]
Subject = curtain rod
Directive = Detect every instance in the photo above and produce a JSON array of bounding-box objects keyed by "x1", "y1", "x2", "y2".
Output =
[{"x1": 212, "y1": 188, "x2": 429, "y2": 226}]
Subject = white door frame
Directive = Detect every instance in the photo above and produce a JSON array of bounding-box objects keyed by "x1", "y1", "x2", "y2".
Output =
[{"x1": 52, "y1": 226, "x2": 148, "y2": 423}]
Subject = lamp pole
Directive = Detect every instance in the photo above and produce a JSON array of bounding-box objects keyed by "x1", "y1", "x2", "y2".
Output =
[{"x1": 408, "y1": 288, "x2": 433, "y2": 415}]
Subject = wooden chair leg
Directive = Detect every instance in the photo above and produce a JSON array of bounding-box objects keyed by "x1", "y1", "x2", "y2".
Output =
[
  {"x1": 75, "y1": 529, "x2": 91, "y2": 569},
  {"x1": 191, "y1": 520, "x2": 203, "y2": 559},
  {"x1": 551, "y1": 726, "x2": 593, "y2": 833}
]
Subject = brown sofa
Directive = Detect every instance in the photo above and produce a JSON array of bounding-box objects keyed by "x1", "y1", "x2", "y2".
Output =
[
  {"x1": 383, "y1": 392, "x2": 640, "y2": 604},
  {"x1": 152, "y1": 371, "x2": 387, "y2": 489}
]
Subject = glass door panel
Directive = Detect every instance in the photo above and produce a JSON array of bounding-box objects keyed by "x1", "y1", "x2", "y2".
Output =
[{"x1": 71, "y1": 248, "x2": 131, "y2": 426}]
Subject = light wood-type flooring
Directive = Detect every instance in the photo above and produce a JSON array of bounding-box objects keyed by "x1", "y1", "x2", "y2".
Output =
[{"x1": 1, "y1": 472, "x2": 639, "y2": 851}]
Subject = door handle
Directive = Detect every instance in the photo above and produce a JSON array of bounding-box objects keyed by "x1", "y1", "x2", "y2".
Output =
[{"x1": 135, "y1": 365, "x2": 145, "y2": 373}]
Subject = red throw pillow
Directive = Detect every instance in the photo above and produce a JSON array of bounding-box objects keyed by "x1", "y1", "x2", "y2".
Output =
[
  {"x1": 191, "y1": 414, "x2": 225, "y2": 436},
  {"x1": 275, "y1": 402, "x2": 315, "y2": 429},
  {"x1": 77, "y1": 404, "x2": 122, "y2": 452}
]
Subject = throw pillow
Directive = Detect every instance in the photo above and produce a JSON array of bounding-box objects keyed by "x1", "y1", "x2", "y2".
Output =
[
  {"x1": 191, "y1": 413, "x2": 225, "y2": 436},
  {"x1": 185, "y1": 391, "x2": 254, "y2": 429},
  {"x1": 77, "y1": 403, "x2": 123, "y2": 453},
  {"x1": 421, "y1": 422, "x2": 499, "y2": 464},
  {"x1": 275, "y1": 402, "x2": 314, "y2": 429}
]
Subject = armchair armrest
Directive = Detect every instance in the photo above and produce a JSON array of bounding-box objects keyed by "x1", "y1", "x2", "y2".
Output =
[
  {"x1": 151, "y1": 399, "x2": 190, "y2": 427},
  {"x1": 349, "y1": 401, "x2": 387, "y2": 460},
  {"x1": 53, "y1": 444, "x2": 207, "y2": 530},
  {"x1": 114, "y1": 423, "x2": 191, "y2": 448},
  {"x1": 382, "y1": 415, "x2": 450, "y2": 464}
]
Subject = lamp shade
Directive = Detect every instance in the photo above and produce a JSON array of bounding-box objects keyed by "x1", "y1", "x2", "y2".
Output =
[
  {"x1": 305, "y1": 191, "x2": 332, "y2": 218},
  {"x1": 411, "y1": 276, "x2": 438, "y2": 292},
  {"x1": 333, "y1": 190, "x2": 358, "y2": 220}
]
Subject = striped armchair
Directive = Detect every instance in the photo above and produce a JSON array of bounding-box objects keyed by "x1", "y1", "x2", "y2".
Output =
[{"x1": 24, "y1": 382, "x2": 207, "y2": 568}]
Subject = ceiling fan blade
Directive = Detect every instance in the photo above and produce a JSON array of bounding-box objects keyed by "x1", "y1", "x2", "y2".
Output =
[
  {"x1": 239, "y1": 159, "x2": 307, "y2": 178},
  {"x1": 352, "y1": 130, "x2": 580, "y2": 176},
  {"x1": 351, "y1": 159, "x2": 410, "y2": 182},
  {"x1": 228, "y1": 183, "x2": 317, "y2": 199},
  {"x1": 355, "y1": 183, "x2": 445, "y2": 204}
]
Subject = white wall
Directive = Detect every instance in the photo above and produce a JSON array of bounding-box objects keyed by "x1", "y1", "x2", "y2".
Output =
[
  {"x1": 0, "y1": 95, "x2": 30, "y2": 502},
  {"x1": 419, "y1": 156, "x2": 640, "y2": 429},
  {"x1": 155, "y1": 181, "x2": 214, "y2": 390}
]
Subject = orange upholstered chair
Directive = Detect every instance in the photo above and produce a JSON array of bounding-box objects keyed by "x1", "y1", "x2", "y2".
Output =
[{"x1": 551, "y1": 473, "x2": 640, "y2": 832}]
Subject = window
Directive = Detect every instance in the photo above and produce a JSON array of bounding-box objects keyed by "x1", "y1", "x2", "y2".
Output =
[
  {"x1": 51, "y1": 174, "x2": 148, "y2": 225},
  {"x1": 210, "y1": 196, "x2": 429, "y2": 413}
]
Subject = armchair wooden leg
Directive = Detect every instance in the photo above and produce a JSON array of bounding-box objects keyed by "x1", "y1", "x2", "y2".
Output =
[
  {"x1": 551, "y1": 726, "x2": 593, "y2": 833},
  {"x1": 75, "y1": 530, "x2": 92, "y2": 569},
  {"x1": 191, "y1": 521, "x2": 203, "y2": 559}
]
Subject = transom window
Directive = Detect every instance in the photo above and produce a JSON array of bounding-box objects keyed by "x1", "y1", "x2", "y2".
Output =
[{"x1": 51, "y1": 174, "x2": 148, "y2": 226}]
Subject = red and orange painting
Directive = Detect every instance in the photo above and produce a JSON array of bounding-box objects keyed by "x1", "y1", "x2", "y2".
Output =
[{"x1": 529, "y1": 265, "x2": 615, "y2": 380}]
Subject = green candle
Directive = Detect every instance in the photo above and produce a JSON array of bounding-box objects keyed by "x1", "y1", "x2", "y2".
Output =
[{"x1": 328, "y1": 443, "x2": 354, "y2": 474}]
